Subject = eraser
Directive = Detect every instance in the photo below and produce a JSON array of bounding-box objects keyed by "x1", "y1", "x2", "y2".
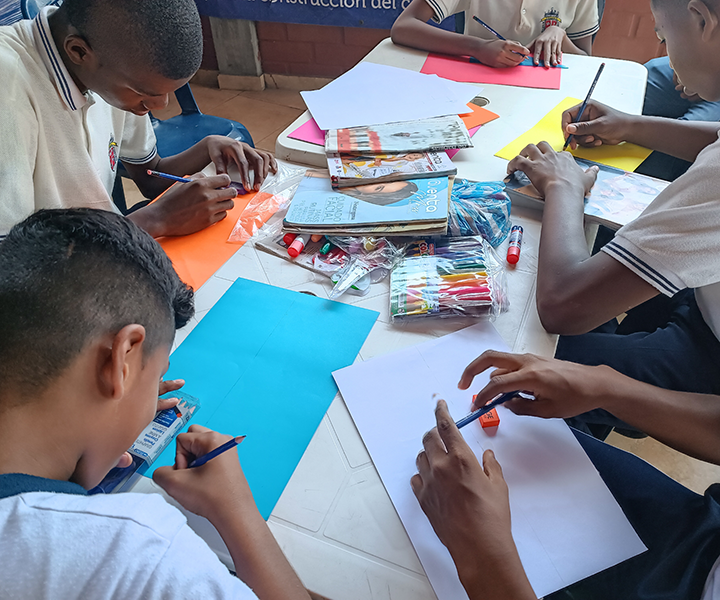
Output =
[{"x1": 479, "y1": 408, "x2": 500, "y2": 428}]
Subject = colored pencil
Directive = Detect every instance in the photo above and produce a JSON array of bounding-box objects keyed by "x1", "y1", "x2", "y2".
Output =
[
  {"x1": 563, "y1": 62, "x2": 605, "y2": 151},
  {"x1": 188, "y1": 435, "x2": 246, "y2": 468}
]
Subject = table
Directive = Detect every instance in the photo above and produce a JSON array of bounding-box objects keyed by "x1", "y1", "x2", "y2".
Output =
[{"x1": 134, "y1": 40, "x2": 648, "y2": 600}]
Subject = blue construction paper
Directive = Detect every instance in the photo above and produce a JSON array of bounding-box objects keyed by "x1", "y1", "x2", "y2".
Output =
[
  {"x1": 518, "y1": 57, "x2": 568, "y2": 69},
  {"x1": 145, "y1": 278, "x2": 378, "y2": 519}
]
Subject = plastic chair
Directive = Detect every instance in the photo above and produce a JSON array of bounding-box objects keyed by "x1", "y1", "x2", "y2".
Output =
[
  {"x1": 150, "y1": 84, "x2": 254, "y2": 158},
  {"x1": 20, "y1": 0, "x2": 57, "y2": 19}
]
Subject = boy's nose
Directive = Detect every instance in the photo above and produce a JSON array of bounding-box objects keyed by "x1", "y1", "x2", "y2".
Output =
[{"x1": 145, "y1": 94, "x2": 170, "y2": 111}]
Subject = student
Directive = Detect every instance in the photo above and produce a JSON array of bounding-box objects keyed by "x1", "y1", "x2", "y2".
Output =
[
  {"x1": 0, "y1": 209, "x2": 310, "y2": 600},
  {"x1": 505, "y1": 0, "x2": 720, "y2": 437},
  {"x1": 412, "y1": 350, "x2": 720, "y2": 599},
  {"x1": 638, "y1": 56, "x2": 720, "y2": 182},
  {"x1": 0, "y1": 0, "x2": 277, "y2": 239},
  {"x1": 391, "y1": 0, "x2": 598, "y2": 68}
]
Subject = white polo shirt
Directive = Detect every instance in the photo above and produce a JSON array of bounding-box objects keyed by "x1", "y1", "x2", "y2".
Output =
[
  {"x1": 602, "y1": 131, "x2": 720, "y2": 341},
  {"x1": 0, "y1": 474, "x2": 258, "y2": 599},
  {"x1": 0, "y1": 7, "x2": 158, "y2": 236},
  {"x1": 426, "y1": 0, "x2": 599, "y2": 46}
]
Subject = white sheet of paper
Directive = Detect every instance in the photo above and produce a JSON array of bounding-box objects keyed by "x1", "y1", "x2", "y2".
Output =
[
  {"x1": 332, "y1": 322, "x2": 646, "y2": 599},
  {"x1": 301, "y1": 62, "x2": 480, "y2": 130}
]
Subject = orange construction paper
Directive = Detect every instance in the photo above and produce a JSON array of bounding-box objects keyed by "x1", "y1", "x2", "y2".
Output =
[
  {"x1": 460, "y1": 103, "x2": 499, "y2": 129},
  {"x1": 158, "y1": 190, "x2": 272, "y2": 291}
]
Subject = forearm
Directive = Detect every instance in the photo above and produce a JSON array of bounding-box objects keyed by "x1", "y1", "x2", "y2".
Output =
[
  {"x1": 598, "y1": 371, "x2": 720, "y2": 464},
  {"x1": 210, "y1": 508, "x2": 310, "y2": 600},
  {"x1": 623, "y1": 116, "x2": 720, "y2": 161},
  {"x1": 391, "y1": 19, "x2": 488, "y2": 58},
  {"x1": 457, "y1": 549, "x2": 537, "y2": 600},
  {"x1": 561, "y1": 34, "x2": 589, "y2": 56}
]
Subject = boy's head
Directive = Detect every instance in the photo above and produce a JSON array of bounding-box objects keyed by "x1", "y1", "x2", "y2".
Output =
[
  {"x1": 650, "y1": 0, "x2": 720, "y2": 101},
  {"x1": 55, "y1": 0, "x2": 202, "y2": 114},
  {"x1": 0, "y1": 209, "x2": 194, "y2": 486}
]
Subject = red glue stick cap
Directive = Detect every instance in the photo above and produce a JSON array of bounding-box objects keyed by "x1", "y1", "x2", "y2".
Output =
[
  {"x1": 507, "y1": 246, "x2": 520, "y2": 264},
  {"x1": 288, "y1": 237, "x2": 306, "y2": 258}
]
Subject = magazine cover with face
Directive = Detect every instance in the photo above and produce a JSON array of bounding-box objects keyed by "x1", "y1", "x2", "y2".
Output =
[{"x1": 284, "y1": 170, "x2": 450, "y2": 231}]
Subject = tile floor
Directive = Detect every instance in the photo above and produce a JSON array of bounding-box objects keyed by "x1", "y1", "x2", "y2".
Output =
[{"x1": 128, "y1": 83, "x2": 720, "y2": 496}]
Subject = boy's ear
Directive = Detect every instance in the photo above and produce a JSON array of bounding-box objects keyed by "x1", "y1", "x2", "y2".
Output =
[
  {"x1": 62, "y1": 33, "x2": 99, "y2": 70},
  {"x1": 688, "y1": 0, "x2": 720, "y2": 41},
  {"x1": 97, "y1": 325, "x2": 147, "y2": 401}
]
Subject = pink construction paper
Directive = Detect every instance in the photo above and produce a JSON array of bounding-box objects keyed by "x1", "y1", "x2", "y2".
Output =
[
  {"x1": 288, "y1": 118, "x2": 326, "y2": 146},
  {"x1": 447, "y1": 125, "x2": 481, "y2": 159},
  {"x1": 421, "y1": 53, "x2": 562, "y2": 90}
]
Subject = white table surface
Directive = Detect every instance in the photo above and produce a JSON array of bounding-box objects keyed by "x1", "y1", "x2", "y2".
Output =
[{"x1": 134, "y1": 40, "x2": 648, "y2": 600}]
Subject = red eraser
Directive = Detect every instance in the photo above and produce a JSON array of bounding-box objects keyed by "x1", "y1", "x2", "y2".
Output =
[{"x1": 479, "y1": 408, "x2": 500, "y2": 428}]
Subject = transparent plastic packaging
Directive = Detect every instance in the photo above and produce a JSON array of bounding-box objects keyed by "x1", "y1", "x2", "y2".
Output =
[
  {"x1": 390, "y1": 236, "x2": 508, "y2": 321},
  {"x1": 326, "y1": 235, "x2": 406, "y2": 299},
  {"x1": 228, "y1": 163, "x2": 308, "y2": 244},
  {"x1": 448, "y1": 180, "x2": 512, "y2": 246}
]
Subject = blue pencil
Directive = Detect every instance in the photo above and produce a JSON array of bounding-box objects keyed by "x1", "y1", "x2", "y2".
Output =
[
  {"x1": 146, "y1": 169, "x2": 190, "y2": 184},
  {"x1": 471, "y1": 16, "x2": 526, "y2": 57},
  {"x1": 454, "y1": 390, "x2": 520, "y2": 429},
  {"x1": 188, "y1": 435, "x2": 246, "y2": 468},
  {"x1": 563, "y1": 62, "x2": 605, "y2": 150}
]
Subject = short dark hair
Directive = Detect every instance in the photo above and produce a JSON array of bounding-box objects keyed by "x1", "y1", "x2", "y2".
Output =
[
  {"x1": 0, "y1": 209, "x2": 194, "y2": 398},
  {"x1": 62, "y1": 0, "x2": 202, "y2": 80}
]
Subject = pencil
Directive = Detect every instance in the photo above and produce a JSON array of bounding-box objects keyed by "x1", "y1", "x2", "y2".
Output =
[
  {"x1": 472, "y1": 16, "x2": 526, "y2": 58},
  {"x1": 146, "y1": 169, "x2": 191, "y2": 184},
  {"x1": 563, "y1": 62, "x2": 605, "y2": 151},
  {"x1": 188, "y1": 435, "x2": 246, "y2": 468}
]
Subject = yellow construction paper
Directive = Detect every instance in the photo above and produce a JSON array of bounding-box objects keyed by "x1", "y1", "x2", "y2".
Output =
[{"x1": 495, "y1": 97, "x2": 652, "y2": 171}]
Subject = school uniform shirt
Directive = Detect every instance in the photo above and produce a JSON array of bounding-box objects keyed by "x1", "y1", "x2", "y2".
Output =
[
  {"x1": 0, "y1": 7, "x2": 157, "y2": 236},
  {"x1": 602, "y1": 132, "x2": 720, "y2": 342},
  {"x1": 425, "y1": 0, "x2": 599, "y2": 47},
  {"x1": 0, "y1": 473, "x2": 258, "y2": 600}
]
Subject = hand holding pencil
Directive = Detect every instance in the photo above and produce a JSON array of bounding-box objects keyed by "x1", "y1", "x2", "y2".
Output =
[{"x1": 560, "y1": 99, "x2": 634, "y2": 150}]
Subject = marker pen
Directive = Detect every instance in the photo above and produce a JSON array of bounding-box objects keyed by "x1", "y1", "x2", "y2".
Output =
[
  {"x1": 507, "y1": 225, "x2": 523, "y2": 264},
  {"x1": 283, "y1": 233, "x2": 298, "y2": 245},
  {"x1": 288, "y1": 233, "x2": 311, "y2": 258}
]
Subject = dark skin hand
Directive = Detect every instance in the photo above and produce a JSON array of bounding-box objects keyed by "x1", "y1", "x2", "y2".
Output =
[
  {"x1": 459, "y1": 350, "x2": 720, "y2": 465},
  {"x1": 506, "y1": 141, "x2": 658, "y2": 334},
  {"x1": 412, "y1": 400, "x2": 536, "y2": 600},
  {"x1": 529, "y1": 26, "x2": 592, "y2": 66}
]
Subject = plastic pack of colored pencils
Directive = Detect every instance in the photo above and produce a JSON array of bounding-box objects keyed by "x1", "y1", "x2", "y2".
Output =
[{"x1": 390, "y1": 236, "x2": 508, "y2": 321}]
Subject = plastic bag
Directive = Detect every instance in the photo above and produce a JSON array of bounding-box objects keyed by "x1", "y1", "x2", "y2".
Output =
[
  {"x1": 326, "y1": 236, "x2": 406, "y2": 299},
  {"x1": 228, "y1": 163, "x2": 308, "y2": 244},
  {"x1": 390, "y1": 236, "x2": 508, "y2": 321},
  {"x1": 449, "y1": 180, "x2": 512, "y2": 247}
]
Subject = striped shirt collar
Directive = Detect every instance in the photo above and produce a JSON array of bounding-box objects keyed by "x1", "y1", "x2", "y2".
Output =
[{"x1": 32, "y1": 6, "x2": 86, "y2": 111}]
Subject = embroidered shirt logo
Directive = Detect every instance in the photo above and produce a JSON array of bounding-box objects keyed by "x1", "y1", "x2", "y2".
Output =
[
  {"x1": 541, "y1": 7, "x2": 562, "y2": 30},
  {"x1": 108, "y1": 135, "x2": 119, "y2": 171}
]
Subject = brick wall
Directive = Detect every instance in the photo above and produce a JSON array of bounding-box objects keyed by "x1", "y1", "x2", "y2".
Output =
[
  {"x1": 257, "y1": 22, "x2": 390, "y2": 78},
  {"x1": 593, "y1": 0, "x2": 666, "y2": 64}
]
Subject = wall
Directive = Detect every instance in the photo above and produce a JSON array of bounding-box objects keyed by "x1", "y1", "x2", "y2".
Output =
[
  {"x1": 256, "y1": 22, "x2": 390, "y2": 78},
  {"x1": 593, "y1": 0, "x2": 666, "y2": 64}
]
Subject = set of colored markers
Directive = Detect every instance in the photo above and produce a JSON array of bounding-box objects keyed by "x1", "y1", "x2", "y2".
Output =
[
  {"x1": 390, "y1": 236, "x2": 507, "y2": 321},
  {"x1": 281, "y1": 233, "x2": 335, "y2": 257}
]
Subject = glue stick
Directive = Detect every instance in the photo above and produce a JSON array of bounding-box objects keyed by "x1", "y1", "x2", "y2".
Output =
[{"x1": 506, "y1": 225, "x2": 523, "y2": 265}]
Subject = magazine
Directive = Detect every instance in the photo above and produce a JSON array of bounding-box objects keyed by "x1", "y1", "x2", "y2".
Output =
[
  {"x1": 504, "y1": 158, "x2": 669, "y2": 230},
  {"x1": 283, "y1": 170, "x2": 449, "y2": 236},
  {"x1": 325, "y1": 115, "x2": 473, "y2": 154},
  {"x1": 327, "y1": 150, "x2": 457, "y2": 188}
]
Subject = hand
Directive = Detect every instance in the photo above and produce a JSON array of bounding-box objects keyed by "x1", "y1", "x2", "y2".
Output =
[
  {"x1": 473, "y1": 38, "x2": 529, "y2": 68},
  {"x1": 205, "y1": 135, "x2": 278, "y2": 192},
  {"x1": 561, "y1": 100, "x2": 633, "y2": 149},
  {"x1": 140, "y1": 173, "x2": 237, "y2": 237},
  {"x1": 507, "y1": 141, "x2": 598, "y2": 198},
  {"x1": 529, "y1": 26, "x2": 565, "y2": 66},
  {"x1": 157, "y1": 378, "x2": 185, "y2": 412},
  {"x1": 411, "y1": 401, "x2": 530, "y2": 597},
  {"x1": 672, "y1": 71, "x2": 702, "y2": 102},
  {"x1": 153, "y1": 425, "x2": 257, "y2": 524},
  {"x1": 459, "y1": 350, "x2": 612, "y2": 419}
]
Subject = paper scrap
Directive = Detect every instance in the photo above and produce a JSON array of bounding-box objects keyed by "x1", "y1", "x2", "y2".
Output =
[
  {"x1": 288, "y1": 118, "x2": 325, "y2": 146},
  {"x1": 421, "y1": 53, "x2": 562, "y2": 89},
  {"x1": 495, "y1": 97, "x2": 653, "y2": 171}
]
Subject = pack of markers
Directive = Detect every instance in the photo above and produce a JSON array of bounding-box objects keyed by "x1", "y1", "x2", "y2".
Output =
[{"x1": 390, "y1": 236, "x2": 508, "y2": 321}]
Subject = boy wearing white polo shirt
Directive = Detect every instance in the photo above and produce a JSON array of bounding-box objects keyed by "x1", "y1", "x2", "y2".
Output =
[
  {"x1": 0, "y1": 0, "x2": 276, "y2": 239},
  {"x1": 505, "y1": 0, "x2": 720, "y2": 438},
  {"x1": 391, "y1": 0, "x2": 598, "y2": 68},
  {"x1": 0, "y1": 209, "x2": 311, "y2": 600}
]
